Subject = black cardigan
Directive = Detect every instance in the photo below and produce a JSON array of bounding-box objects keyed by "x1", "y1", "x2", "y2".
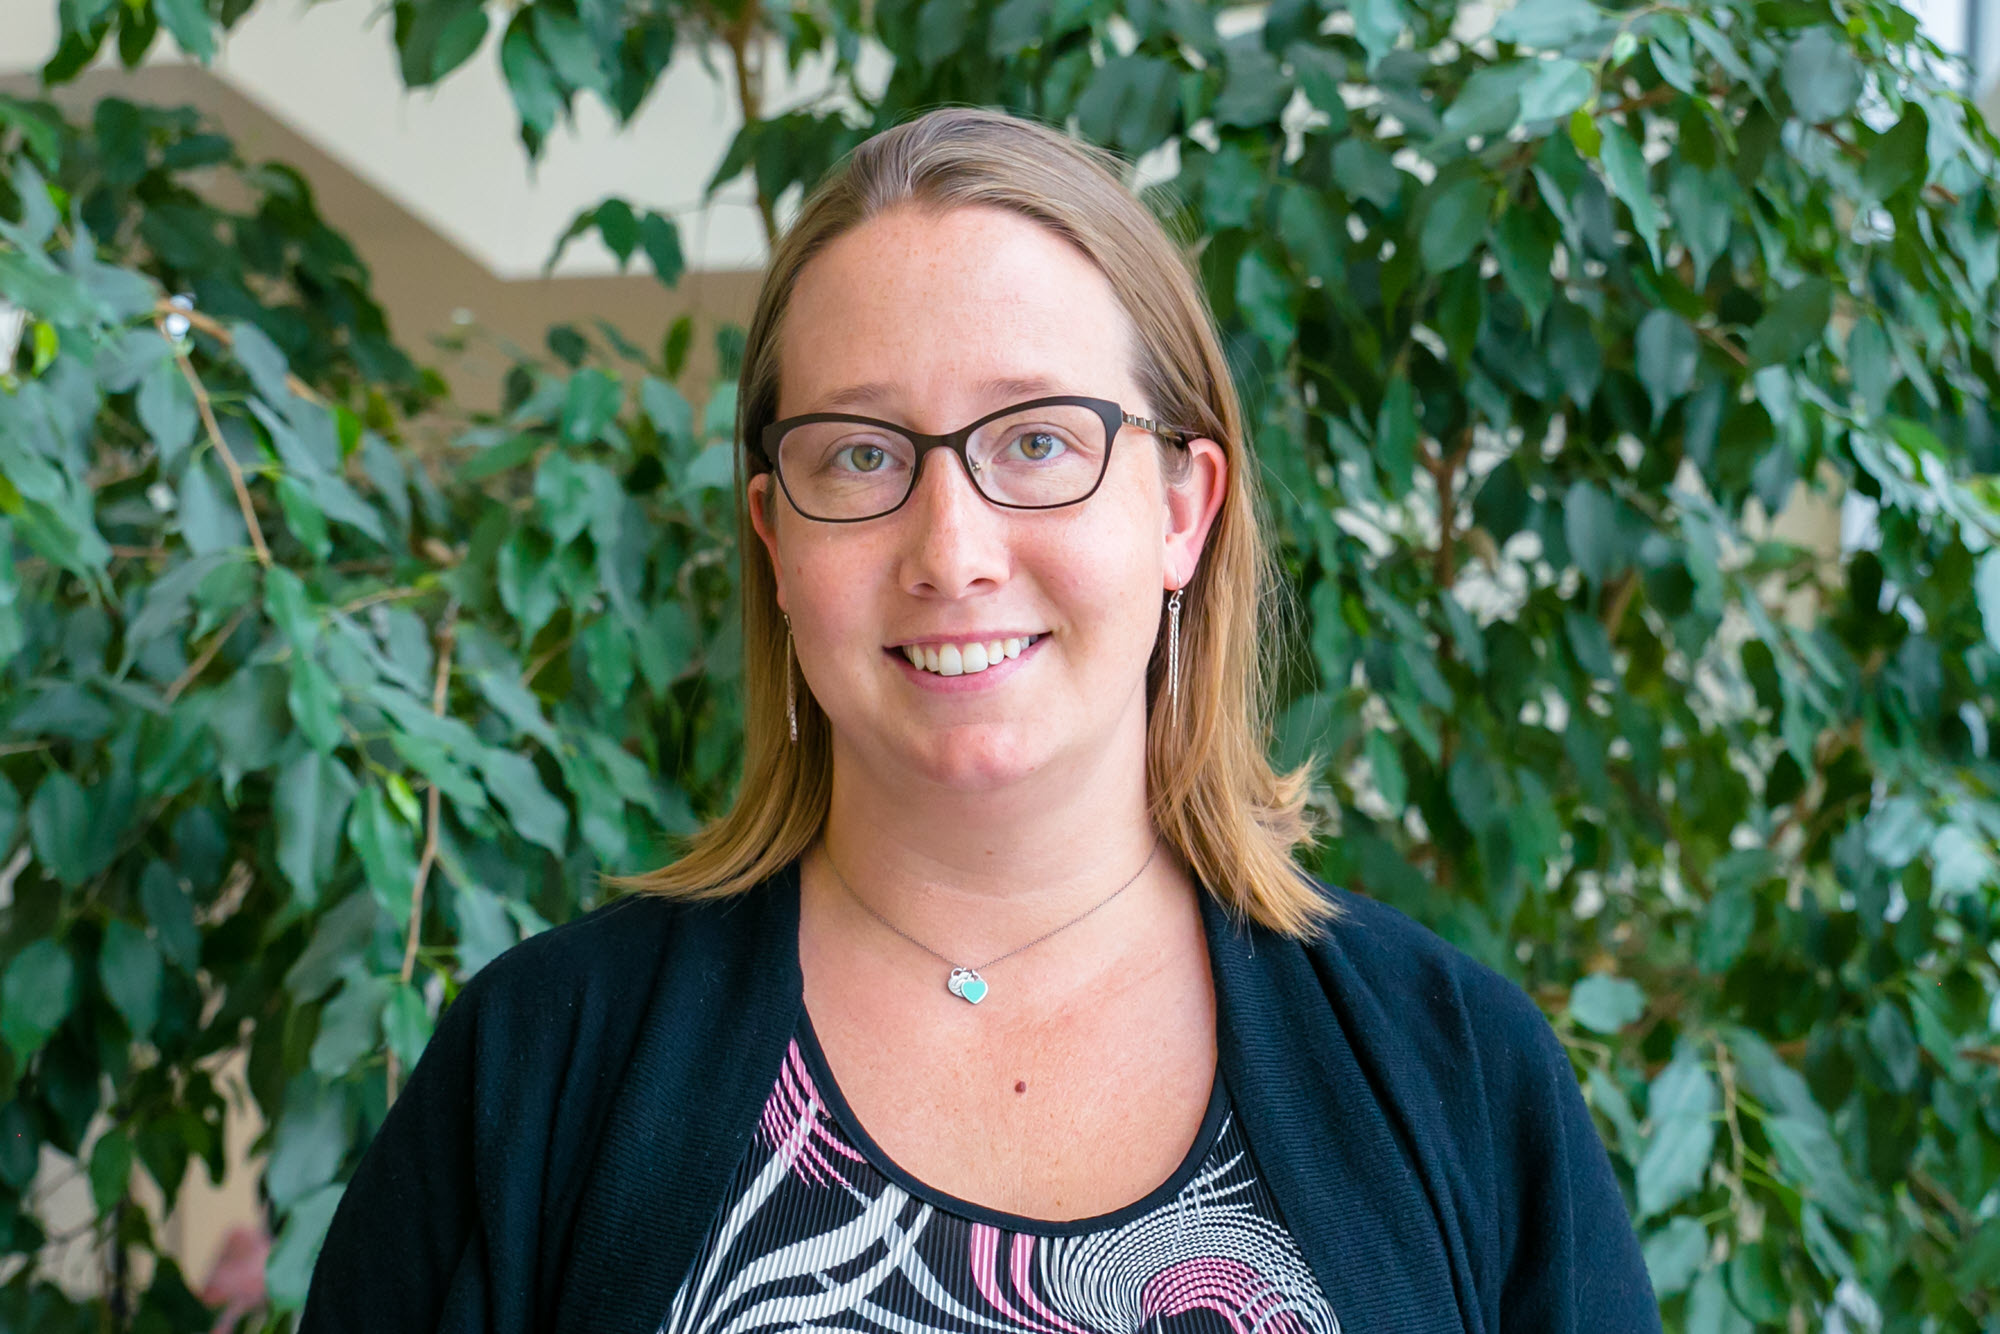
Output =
[{"x1": 299, "y1": 863, "x2": 1662, "y2": 1333}]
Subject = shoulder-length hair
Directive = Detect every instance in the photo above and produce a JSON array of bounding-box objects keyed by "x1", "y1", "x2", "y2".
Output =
[{"x1": 613, "y1": 105, "x2": 1330, "y2": 938}]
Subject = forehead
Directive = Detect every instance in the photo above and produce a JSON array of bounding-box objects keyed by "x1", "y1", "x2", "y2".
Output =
[{"x1": 775, "y1": 204, "x2": 1142, "y2": 422}]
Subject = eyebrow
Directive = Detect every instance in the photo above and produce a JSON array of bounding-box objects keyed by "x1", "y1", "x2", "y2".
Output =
[{"x1": 811, "y1": 374, "x2": 1074, "y2": 414}]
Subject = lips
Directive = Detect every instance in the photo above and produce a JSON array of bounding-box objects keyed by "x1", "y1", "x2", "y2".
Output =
[{"x1": 899, "y1": 634, "x2": 1041, "y2": 676}]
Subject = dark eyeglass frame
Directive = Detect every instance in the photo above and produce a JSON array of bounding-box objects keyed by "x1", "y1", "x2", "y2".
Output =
[{"x1": 754, "y1": 394, "x2": 1193, "y2": 523}]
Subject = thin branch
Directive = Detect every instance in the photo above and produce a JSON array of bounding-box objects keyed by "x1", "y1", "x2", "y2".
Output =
[
  {"x1": 338, "y1": 584, "x2": 436, "y2": 616},
  {"x1": 164, "y1": 323, "x2": 272, "y2": 568},
  {"x1": 1712, "y1": 1037, "x2": 1753, "y2": 1226},
  {"x1": 159, "y1": 300, "x2": 327, "y2": 407},
  {"x1": 720, "y1": 0, "x2": 777, "y2": 248},
  {"x1": 1426, "y1": 426, "x2": 1475, "y2": 590},
  {"x1": 520, "y1": 633, "x2": 573, "y2": 688},
  {"x1": 165, "y1": 605, "x2": 252, "y2": 703},
  {"x1": 386, "y1": 602, "x2": 458, "y2": 1107},
  {"x1": 1600, "y1": 568, "x2": 1640, "y2": 637}
]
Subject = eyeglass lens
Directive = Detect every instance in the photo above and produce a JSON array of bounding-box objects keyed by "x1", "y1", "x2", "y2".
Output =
[{"x1": 775, "y1": 402, "x2": 1111, "y2": 520}]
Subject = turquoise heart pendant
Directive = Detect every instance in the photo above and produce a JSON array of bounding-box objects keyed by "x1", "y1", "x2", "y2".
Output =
[{"x1": 947, "y1": 967, "x2": 988, "y2": 1005}]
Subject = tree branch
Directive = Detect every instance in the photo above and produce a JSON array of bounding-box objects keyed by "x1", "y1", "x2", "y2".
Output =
[
  {"x1": 720, "y1": 0, "x2": 777, "y2": 249},
  {"x1": 386, "y1": 601, "x2": 458, "y2": 1107},
  {"x1": 165, "y1": 327, "x2": 272, "y2": 569}
]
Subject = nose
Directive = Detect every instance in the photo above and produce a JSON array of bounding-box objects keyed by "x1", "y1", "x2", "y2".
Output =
[{"x1": 896, "y1": 444, "x2": 1009, "y2": 599}]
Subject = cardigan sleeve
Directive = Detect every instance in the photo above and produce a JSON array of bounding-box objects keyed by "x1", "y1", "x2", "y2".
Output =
[
  {"x1": 1460, "y1": 961, "x2": 1662, "y2": 1332},
  {"x1": 297, "y1": 896, "x2": 666, "y2": 1334}
]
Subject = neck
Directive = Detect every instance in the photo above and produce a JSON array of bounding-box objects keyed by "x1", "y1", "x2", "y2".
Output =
[{"x1": 816, "y1": 727, "x2": 1171, "y2": 966}]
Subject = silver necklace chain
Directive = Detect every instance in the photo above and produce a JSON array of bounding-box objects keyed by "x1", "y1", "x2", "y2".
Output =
[{"x1": 821, "y1": 837, "x2": 1161, "y2": 1004}]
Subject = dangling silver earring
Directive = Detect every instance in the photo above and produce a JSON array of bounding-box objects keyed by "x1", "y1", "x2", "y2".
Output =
[
  {"x1": 1166, "y1": 587, "x2": 1183, "y2": 721},
  {"x1": 783, "y1": 614, "x2": 798, "y2": 744}
]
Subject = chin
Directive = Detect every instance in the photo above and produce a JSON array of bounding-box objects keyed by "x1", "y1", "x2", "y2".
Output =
[{"x1": 902, "y1": 725, "x2": 1048, "y2": 792}]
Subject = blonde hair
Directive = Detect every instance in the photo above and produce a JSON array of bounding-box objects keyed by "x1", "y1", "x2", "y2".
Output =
[{"x1": 614, "y1": 106, "x2": 1330, "y2": 938}]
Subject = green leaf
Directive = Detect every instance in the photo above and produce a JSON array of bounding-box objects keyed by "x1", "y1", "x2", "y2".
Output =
[
  {"x1": 1695, "y1": 884, "x2": 1754, "y2": 973},
  {"x1": 478, "y1": 750, "x2": 569, "y2": 856},
  {"x1": 177, "y1": 457, "x2": 248, "y2": 557},
  {"x1": 139, "y1": 861, "x2": 200, "y2": 972},
  {"x1": 1332, "y1": 139, "x2": 1401, "y2": 208},
  {"x1": 0, "y1": 780, "x2": 18, "y2": 856},
  {"x1": 1863, "y1": 107, "x2": 1927, "y2": 201},
  {"x1": 1685, "y1": 1266, "x2": 1753, "y2": 1334},
  {"x1": 1365, "y1": 729, "x2": 1407, "y2": 813},
  {"x1": 1642, "y1": 1218, "x2": 1709, "y2": 1297},
  {"x1": 1637, "y1": 1052, "x2": 1715, "y2": 1217},
  {"x1": 1568, "y1": 973, "x2": 1645, "y2": 1033},
  {"x1": 500, "y1": 22, "x2": 561, "y2": 141},
  {"x1": 154, "y1": 0, "x2": 217, "y2": 60},
  {"x1": 1635, "y1": 309, "x2": 1698, "y2": 426},
  {"x1": 275, "y1": 751, "x2": 358, "y2": 909},
  {"x1": 1235, "y1": 249, "x2": 1293, "y2": 352},
  {"x1": 1597, "y1": 120, "x2": 1661, "y2": 268},
  {"x1": 1515, "y1": 57, "x2": 1592, "y2": 124},
  {"x1": 267, "y1": 1183, "x2": 344, "y2": 1313},
  {"x1": 1865, "y1": 1000, "x2": 1920, "y2": 1092},
  {"x1": 28, "y1": 771, "x2": 96, "y2": 886},
  {"x1": 347, "y1": 786, "x2": 418, "y2": 923},
  {"x1": 639, "y1": 212, "x2": 684, "y2": 287},
  {"x1": 382, "y1": 982, "x2": 432, "y2": 1071},
  {"x1": 1441, "y1": 62, "x2": 1531, "y2": 140},
  {"x1": 266, "y1": 1080, "x2": 347, "y2": 1210},
  {"x1": 530, "y1": 6, "x2": 603, "y2": 94},
  {"x1": 1563, "y1": 481, "x2": 1624, "y2": 585},
  {"x1": 1, "y1": 939, "x2": 76, "y2": 1063},
  {"x1": 560, "y1": 368, "x2": 623, "y2": 445},
  {"x1": 1350, "y1": 0, "x2": 1404, "y2": 70},
  {"x1": 593, "y1": 198, "x2": 637, "y2": 265},
  {"x1": 88, "y1": 1127, "x2": 133, "y2": 1216},
  {"x1": 99, "y1": 920, "x2": 163, "y2": 1040},
  {"x1": 1418, "y1": 173, "x2": 1491, "y2": 273},
  {"x1": 288, "y1": 655, "x2": 344, "y2": 754},
  {"x1": 1766, "y1": 1114, "x2": 1869, "y2": 1227},
  {"x1": 1567, "y1": 106, "x2": 1601, "y2": 159},
  {"x1": 1492, "y1": 0, "x2": 1604, "y2": 48},
  {"x1": 1973, "y1": 550, "x2": 2000, "y2": 654},
  {"x1": 452, "y1": 881, "x2": 518, "y2": 978},
  {"x1": 1782, "y1": 27, "x2": 1862, "y2": 124},
  {"x1": 1074, "y1": 56, "x2": 1180, "y2": 153},
  {"x1": 1746, "y1": 278, "x2": 1833, "y2": 368},
  {"x1": 1665, "y1": 163, "x2": 1734, "y2": 282},
  {"x1": 1374, "y1": 376, "x2": 1417, "y2": 496},
  {"x1": 1492, "y1": 209, "x2": 1555, "y2": 327},
  {"x1": 309, "y1": 970, "x2": 390, "y2": 1078}
]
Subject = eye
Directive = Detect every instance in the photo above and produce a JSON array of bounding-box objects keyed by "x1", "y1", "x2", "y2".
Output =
[
  {"x1": 1008, "y1": 430, "x2": 1068, "y2": 462},
  {"x1": 833, "y1": 443, "x2": 896, "y2": 473}
]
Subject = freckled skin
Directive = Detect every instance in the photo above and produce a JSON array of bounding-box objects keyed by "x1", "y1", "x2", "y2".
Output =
[
  {"x1": 749, "y1": 203, "x2": 1222, "y2": 800},
  {"x1": 760, "y1": 203, "x2": 1230, "y2": 1219}
]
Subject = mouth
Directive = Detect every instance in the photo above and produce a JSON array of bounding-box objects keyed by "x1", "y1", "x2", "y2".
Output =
[{"x1": 892, "y1": 633, "x2": 1044, "y2": 677}]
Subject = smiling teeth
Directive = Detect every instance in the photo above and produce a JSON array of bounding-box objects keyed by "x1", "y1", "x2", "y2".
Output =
[{"x1": 904, "y1": 635, "x2": 1037, "y2": 676}]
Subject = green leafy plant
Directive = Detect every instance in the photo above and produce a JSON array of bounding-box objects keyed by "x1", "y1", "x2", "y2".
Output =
[{"x1": 5, "y1": 0, "x2": 2000, "y2": 1328}]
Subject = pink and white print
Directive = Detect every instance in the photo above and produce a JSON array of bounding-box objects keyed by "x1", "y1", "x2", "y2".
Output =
[{"x1": 661, "y1": 1037, "x2": 1342, "y2": 1334}]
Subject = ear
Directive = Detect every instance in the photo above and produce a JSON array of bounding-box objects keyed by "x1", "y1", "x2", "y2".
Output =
[
  {"x1": 747, "y1": 472, "x2": 789, "y2": 612},
  {"x1": 1163, "y1": 437, "x2": 1227, "y2": 590}
]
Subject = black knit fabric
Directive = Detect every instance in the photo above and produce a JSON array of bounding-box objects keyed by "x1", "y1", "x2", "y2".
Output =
[{"x1": 300, "y1": 864, "x2": 1661, "y2": 1333}]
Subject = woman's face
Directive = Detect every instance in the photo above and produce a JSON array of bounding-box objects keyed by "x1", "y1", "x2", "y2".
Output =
[{"x1": 748, "y1": 203, "x2": 1225, "y2": 795}]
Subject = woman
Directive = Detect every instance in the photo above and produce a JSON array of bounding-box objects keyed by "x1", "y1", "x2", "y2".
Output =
[{"x1": 301, "y1": 107, "x2": 1659, "y2": 1334}]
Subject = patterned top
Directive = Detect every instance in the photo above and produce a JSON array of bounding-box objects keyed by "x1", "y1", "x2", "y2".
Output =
[{"x1": 659, "y1": 1015, "x2": 1343, "y2": 1334}]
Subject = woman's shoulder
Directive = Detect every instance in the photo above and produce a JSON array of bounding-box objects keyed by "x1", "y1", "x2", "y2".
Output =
[
  {"x1": 445, "y1": 884, "x2": 777, "y2": 1041},
  {"x1": 1294, "y1": 878, "x2": 1568, "y2": 1074}
]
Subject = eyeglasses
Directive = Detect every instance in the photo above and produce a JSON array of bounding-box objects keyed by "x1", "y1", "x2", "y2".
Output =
[{"x1": 757, "y1": 394, "x2": 1192, "y2": 523}]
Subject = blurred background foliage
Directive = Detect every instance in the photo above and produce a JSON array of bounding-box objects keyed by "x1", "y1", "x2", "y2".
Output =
[{"x1": 1, "y1": 0, "x2": 1997, "y2": 1328}]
